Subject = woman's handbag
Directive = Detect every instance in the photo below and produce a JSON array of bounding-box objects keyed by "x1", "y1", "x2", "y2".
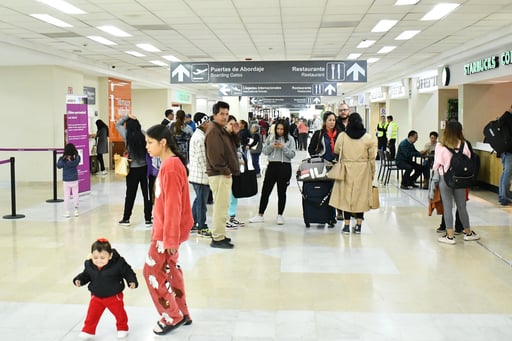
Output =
[
  {"x1": 115, "y1": 155, "x2": 130, "y2": 177},
  {"x1": 326, "y1": 161, "x2": 344, "y2": 181},
  {"x1": 370, "y1": 186, "x2": 380, "y2": 209},
  {"x1": 232, "y1": 154, "x2": 258, "y2": 198}
]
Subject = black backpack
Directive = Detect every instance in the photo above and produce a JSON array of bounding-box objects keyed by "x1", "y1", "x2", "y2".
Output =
[
  {"x1": 443, "y1": 141, "x2": 474, "y2": 189},
  {"x1": 483, "y1": 111, "x2": 512, "y2": 154}
]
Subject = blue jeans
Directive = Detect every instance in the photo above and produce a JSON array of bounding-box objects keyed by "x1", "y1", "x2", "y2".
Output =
[
  {"x1": 499, "y1": 152, "x2": 512, "y2": 204},
  {"x1": 191, "y1": 182, "x2": 210, "y2": 228},
  {"x1": 250, "y1": 152, "x2": 261, "y2": 175}
]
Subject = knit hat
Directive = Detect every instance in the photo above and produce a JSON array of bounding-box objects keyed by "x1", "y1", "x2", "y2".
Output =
[{"x1": 193, "y1": 112, "x2": 209, "y2": 127}]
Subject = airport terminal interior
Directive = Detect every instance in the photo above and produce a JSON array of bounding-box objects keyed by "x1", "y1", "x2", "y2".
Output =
[
  {"x1": 1, "y1": 151, "x2": 512, "y2": 340},
  {"x1": 1, "y1": 0, "x2": 512, "y2": 340}
]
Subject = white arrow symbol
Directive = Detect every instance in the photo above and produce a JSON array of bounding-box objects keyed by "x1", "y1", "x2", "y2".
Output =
[
  {"x1": 171, "y1": 64, "x2": 190, "y2": 82},
  {"x1": 324, "y1": 84, "x2": 336, "y2": 95},
  {"x1": 313, "y1": 97, "x2": 321, "y2": 104},
  {"x1": 250, "y1": 98, "x2": 257, "y2": 105},
  {"x1": 219, "y1": 84, "x2": 231, "y2": 96},
  {"x1": 346, "y1": 63, "x2": 365, "y2": 81}
]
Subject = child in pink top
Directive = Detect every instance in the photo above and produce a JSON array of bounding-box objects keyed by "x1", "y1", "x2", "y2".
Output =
[{"x1": 143, "y1": 124, "x2": 194, "y2": 335}]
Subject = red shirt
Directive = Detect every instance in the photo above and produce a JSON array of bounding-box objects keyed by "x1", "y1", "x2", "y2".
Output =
[{"x1": 151, "y1": 156, "x2": 193, "y2": 249}]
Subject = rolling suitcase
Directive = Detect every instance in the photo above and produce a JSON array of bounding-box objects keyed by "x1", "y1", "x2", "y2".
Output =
[
  {"x1": 299, "y1": 181, "x2": 336, "y2": 228},
  {"x1": 90, "y1": 155, "x2": 99, "y2": 174}
]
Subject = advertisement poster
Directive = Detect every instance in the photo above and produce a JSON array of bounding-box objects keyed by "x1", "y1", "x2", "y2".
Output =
[
  {"x1": 65, "y1": 96, "x2": 90, "y2": 193},
  {"x1": 108, "y1": 78, "x2": 132, "y2": 142}
]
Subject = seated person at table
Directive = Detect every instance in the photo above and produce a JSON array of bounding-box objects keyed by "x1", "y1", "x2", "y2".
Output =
[
  {"x1": 422, "y1": 131, "x2": 438, "y2": 185},
  {"x1": 396, "y1": 130, "x2": 428, "y2": 189}
]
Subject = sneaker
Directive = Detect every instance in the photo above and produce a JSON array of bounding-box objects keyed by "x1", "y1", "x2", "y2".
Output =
[
  {"x1": 118, "y1": 219, "x2": 130, "y2": 226},
  {"x1": 210, "y1": 238, "x2": 234, "y2": 249},
  {"x1": 342, "y1": 225, "x2": 350, "y2": 234},
  {"x1": 183, "y1": 314, "x2": 193, "y2": 325},
  {"x1": 74, "y1": 209, "x2": 79, "y2": 217},
  {"x1": 63, "y1": 211, "x2": 70, "y2": 218},
  {"x1": 463, "y1": 231, "x2": 480, "y2": 241},
  {"x1": 98, "y1": 170, "x2": 108, "y2": 175},
  {"x1": 145, "y1": 220, "x2": 153, "y2": 227},
  {"x1": 117, "y1": 330, "x2": 128, "y2": 339},
  {"x1": 191, "y1": 224, "x2": 199, "y2": 232},
  {"x1": 198, "y1": 228, "x2": 212, "y2": 238},
  {"x1": 79, "y1": 332, "x2": 94, "y2": 339},
  {"x1": 225, "y1": 220, "x2": 239, "y2": 230},
  {"x1": 276, "y1": 215, "x2": 284, "y2": 225},
  {"x1": 400, "y1": 184, "x2": 409, "y2": 190},
  {"x1": 336, "y1": 213, "x2": 344, "y2": 220},
  {"x1": 353, "y1": 224, "x2": 361, "y2": 234},
  {"x1": 249, "y1": 215, "x2": 264, "y2": 223},
  {"x1": 438, "y1": 234, "x2": 456, "y2": 245},
  {"x1": 229, "y1": 216, "x2": 245, "y2": 227},
  {"x1": 436, "y1": 226, "x2": 446, "y2": 233}
]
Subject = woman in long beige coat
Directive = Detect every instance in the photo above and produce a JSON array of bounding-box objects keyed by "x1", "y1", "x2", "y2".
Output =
[{"x1": 329, "y1": 112, "x2": 377, "y2": 234}]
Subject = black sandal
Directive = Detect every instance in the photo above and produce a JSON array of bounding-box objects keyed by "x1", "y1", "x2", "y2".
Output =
[{"x1": 153, "y1": 318, "x2": 185, "y2": 335}]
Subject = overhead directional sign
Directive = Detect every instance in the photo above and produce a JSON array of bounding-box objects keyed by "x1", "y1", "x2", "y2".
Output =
[
  {"x1": 218, "y1": 82, "x2": 337, "y2": 97},
  {"x1": 170, "y1": 60, "x2": 367, "y2": 84},
  {"x1": 249, "y1": 97, "x2": 321, "y2": 108}
]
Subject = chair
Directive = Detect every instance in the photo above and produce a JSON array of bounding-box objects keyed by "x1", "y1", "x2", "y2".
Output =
[
  {"x1": 383, "y1": 150, "x2": 401, "y2": 185},
  {"x1": 377, "y1": 149, "x2": 386, "y2": 182}
]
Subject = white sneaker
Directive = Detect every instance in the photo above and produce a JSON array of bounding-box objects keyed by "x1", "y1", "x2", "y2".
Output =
[
  {"x1": 117, "y1": 330, "x2": 128, "y2": 339},
  {"x1": 63, "y1": 211, "x2": 70, "y2": 218},
  {"x1": 79, "y1": 331, "x2": 94, "y2": 339},
  {"x1": 74, "y1": 209, "x2": 79, "y2": 217},
  {"x1": 249, "y1": 215, "x2": 264, "y2": 223},
  {"x1": 438, "y1": 235, "x2": 456, "y2": 245},
  {"x1": 463, "y1": 231, "x2": 480, "y2": 241},
  {"x1": 225, "y1": 220, "x2": 239, "y2": 229},
  {"x1": 276, "y1": 215, "x2": 284, "y2": 225}
]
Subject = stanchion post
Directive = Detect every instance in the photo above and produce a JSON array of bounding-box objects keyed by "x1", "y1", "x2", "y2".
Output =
[
  {"x1": 46, "y1": 149, "x2": 63, "y2": 203},
  {"x1": 3, "y1": 157, "x2": 25, "y2": 219}
]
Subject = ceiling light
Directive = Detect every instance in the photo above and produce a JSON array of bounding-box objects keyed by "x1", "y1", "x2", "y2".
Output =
[
  {"x1": 357, "y1": 40, "x2": 376, "y2": 48},
  {"x1": 87, "y1": 36, "x2": 117, "y2": 45},
  {"x1": 30, "y1": 14, "x2": 72, "y2": 27},
  {"x1": 395, "y1": 30, "x2": 421, "y2": 40},
  {"x1": 37, "y1": 0, "x2": 86, "y2": 14},
  {"x1": 347, "y1": 53, "x2": 361, "y2": 60},
  {"x1": 150, "y1": 60, "x2": 168, "y2": 67},
  {"x1": 421, "y1": 3, "x2": 460, "y2": 21},
  {"x1": 367, "y1": 58, "x2": 380, "y2": 63},
  {"x1": 162, "y1": 55, "x2": 181, "y2": 62},
  {"x1": 97, "y1": 25, "x2": 131, "y2": 37},
  {"x1": 137, "y1": 43, "x2": 161, "y2": 52},
  {"x1": 395, "y1": 0, "x2": 420, "y2": 5},
  {"x1": 377, "y1": 46, "x2": 396, "y2": 54},
  {"x1": 371, "y1": 19, "x2": 398, "y2": 33},
  {"x1": 125, "y1": 51, "x2": 145, "y2": 57}
]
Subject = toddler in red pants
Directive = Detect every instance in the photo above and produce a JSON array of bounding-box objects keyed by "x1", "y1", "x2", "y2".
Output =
[{"x1": 73, "y1": 238, "x2": 138, "y2": 339}]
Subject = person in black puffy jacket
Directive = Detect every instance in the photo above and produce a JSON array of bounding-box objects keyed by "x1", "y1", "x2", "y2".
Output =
[{"x1": 73, "y1": 238, "x2": 138, "y2": 339}]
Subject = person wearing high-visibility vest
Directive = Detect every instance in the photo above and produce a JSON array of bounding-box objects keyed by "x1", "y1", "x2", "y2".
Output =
[
  {"x1": 376, "y1": 115, "x2": 388, "y2": 152},
  {"x1": 386, "y1": 115, "x2": 398, "y2": 159}
]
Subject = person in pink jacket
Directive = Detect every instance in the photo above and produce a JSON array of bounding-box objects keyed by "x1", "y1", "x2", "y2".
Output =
[
  {"x1": 433, "y1": 120, "x2": 479, "y2": 245},
  {"x1": 143, "y1": 124, "x2": 194, "y2": 335}
]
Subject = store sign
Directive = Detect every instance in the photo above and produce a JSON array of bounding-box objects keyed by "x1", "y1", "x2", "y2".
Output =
[
  {"x1": 416, "y1": 75, "x2": 438, "y2": 91},
  {"x1": 389, "y1": 85, "x2": 405, "y2": 99},
  {"x1": 463, "y1": 50, "x2": 512, "y2": 76},
  {"x1": 464, "y1": 56, "x2": 499, "y2": 75}
]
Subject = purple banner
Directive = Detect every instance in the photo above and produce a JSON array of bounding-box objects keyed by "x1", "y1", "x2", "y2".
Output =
[{"x1": 65, "y1": 103, "x2": 90, "y2": 193}]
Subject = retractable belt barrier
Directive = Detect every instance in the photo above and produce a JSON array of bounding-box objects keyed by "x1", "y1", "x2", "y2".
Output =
[
  {"x1": 0, "y1": 148, "x2": 65, "y2": 218},
  {"x1": 0, "y1": 157, "x2": 25, "y2": 219}
]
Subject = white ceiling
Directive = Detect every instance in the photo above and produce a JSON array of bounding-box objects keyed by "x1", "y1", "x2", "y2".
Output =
[{"x1": 1, "y1": 0, "x2": 512, "y2": 98}]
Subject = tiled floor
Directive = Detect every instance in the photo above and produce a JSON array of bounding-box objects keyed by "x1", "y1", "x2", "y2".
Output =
[{"x1": 1, "y1": 150, "x2": 512, "y2": 340}]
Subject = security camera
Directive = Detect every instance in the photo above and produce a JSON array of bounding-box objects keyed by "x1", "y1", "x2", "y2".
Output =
[{"x1": 111, "y1": 65, "x2": 117, "y2": 69}]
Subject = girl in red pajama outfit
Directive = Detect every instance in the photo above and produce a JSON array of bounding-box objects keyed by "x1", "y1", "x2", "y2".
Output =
[
  {"x1": 144, "y1": 124, "x2": 194, "y2": 335},
  {"x1": 73, "y1": 238, "x2": 138, "y2": 339}
]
